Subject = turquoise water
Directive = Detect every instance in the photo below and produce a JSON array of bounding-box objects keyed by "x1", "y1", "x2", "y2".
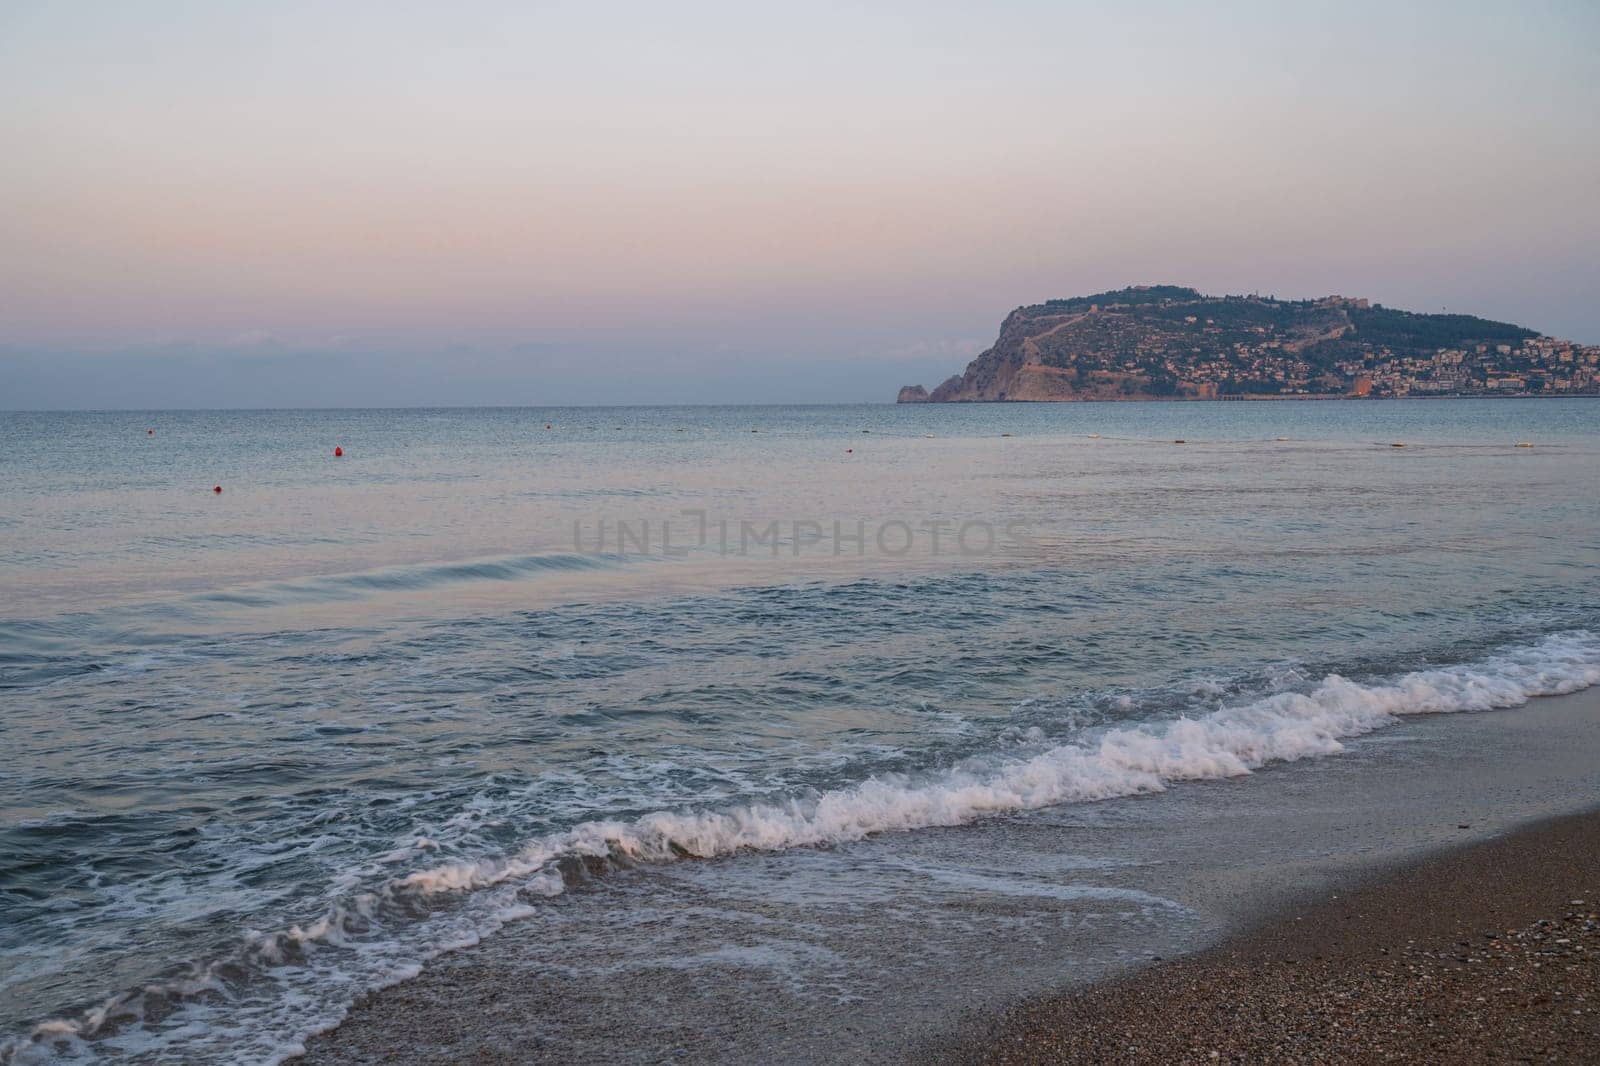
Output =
[{"x1": 2, "y1": 399, "x2": 1599, "y2": 1062}]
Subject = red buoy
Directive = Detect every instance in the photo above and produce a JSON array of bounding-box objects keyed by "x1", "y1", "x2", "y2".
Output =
[
  {"x1": 846, "y1": 448, "x2": 853, "y2": 454},
  {"x1": 147, "y1": 428, "x2": 154, "y2": 436},
  {"x1": 545, "y1": 423, "x2": 552, "y2": 430},
  {"x1": 334, "y1": 446, "x2": 343, "y2": 457},
  {"x1": 213, "y1": 485, "x2": 222, "y2": 494}
]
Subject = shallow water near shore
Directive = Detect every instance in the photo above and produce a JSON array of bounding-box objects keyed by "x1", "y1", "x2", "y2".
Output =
[{"x1": 2, "y1": 399, "x2": 1599, "y2": 1063}]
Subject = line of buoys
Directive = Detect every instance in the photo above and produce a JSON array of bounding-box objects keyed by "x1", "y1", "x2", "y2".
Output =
[
  {"x1": 1390, "y1": 442, "x2": 1406, "y2": 448},
  {"x1": 1000, "y1": 432, "x2": 1013, "y2": 437},
  {"x1": 1173, "y1": 439, "x2": 1186, "y2": 444},
  {"x1": 1087, "y1": 433, "x2": 1101, "y2": 439},
  {"x1": 1276, "y1": 436, "x2": 1290, "y2": 441},
  {"x1": 334, "y1": 446, "x2": 343, "y2": 457},
  {"x1": 1515, "y1": 441, "x2": 1534, "y2": 448}
]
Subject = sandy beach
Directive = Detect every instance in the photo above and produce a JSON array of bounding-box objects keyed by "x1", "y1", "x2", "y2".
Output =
[{"x1": 959, "y1": 810, "x2": 1600, "y2": 1064}]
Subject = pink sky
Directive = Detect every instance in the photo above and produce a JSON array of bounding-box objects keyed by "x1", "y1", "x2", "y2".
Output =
[{"x1": 2, "y1": 1, "x2": 1597, "y2": 405}]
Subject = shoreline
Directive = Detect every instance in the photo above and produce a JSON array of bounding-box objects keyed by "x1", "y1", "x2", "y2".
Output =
[
  {"x1": 897, "y1": 392, "x2": 1600, "y2": 404},
  {"x1": 299, "y1": 686, "x2": 1600, "y2": 1064},
  {"x1": 947, "y1": 809, "x2": 1600, "y2": 1064}
]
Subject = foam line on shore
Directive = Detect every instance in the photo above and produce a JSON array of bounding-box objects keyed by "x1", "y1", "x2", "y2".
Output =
[{"x1": 395, "y1": 630, "x2": 1600, "y2": 898}]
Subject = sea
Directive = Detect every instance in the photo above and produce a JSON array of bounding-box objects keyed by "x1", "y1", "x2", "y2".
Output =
[{"x1": 2, "y1": 399, "x2": 1599, "y2": 1062}]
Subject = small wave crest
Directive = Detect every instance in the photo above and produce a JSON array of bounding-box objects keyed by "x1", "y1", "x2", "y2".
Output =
[{"x1": 198, "y1": 552, "x2": 620, "y2": 608}]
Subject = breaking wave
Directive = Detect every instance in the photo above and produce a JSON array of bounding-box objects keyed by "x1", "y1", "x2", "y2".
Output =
[{"x1": 389, "y1": 630, "x2": 1600, "y2": 892}]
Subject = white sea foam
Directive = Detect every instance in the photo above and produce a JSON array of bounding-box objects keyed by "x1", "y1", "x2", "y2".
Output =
[
  {"x1": 8, "y1": 631, "x2": 1599, "y2": 1065},
  {"x1": 397, "y1": 631, "x2": 1600, "y2": 902}
]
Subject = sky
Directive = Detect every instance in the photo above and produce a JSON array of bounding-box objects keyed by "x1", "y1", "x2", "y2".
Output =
[{"x1": 2, "y1": 0, "x2": 1597, "y2": 408}]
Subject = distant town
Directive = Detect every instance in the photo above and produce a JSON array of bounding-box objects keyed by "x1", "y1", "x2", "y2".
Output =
[
  {"x1": 899, "y1": 286, "x2": 1600, "y2": 403},
  {"x1": 1169, "y1": 296, "x2": 1600, "y2": 399}
]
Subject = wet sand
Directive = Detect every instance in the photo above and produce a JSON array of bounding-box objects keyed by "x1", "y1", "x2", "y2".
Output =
[{"x1": 959, "y1": 810, "x2": 1600, "y2": 1064}]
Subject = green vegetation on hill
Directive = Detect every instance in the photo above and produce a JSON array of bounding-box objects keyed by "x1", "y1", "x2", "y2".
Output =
[
  {"x1": 1040, "y1": 285, "x2": 1201, "y2": 312},
  {"x1": 1349, "y1": 305, "x2": 1537, "y2": 350}
]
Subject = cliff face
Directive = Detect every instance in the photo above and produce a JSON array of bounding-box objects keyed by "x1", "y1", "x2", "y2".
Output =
[
  {"x1": 896, "y1": 284, "x2": 1556, "y2": 402},
  {"x1": 920, "y1": 306, "x2": 1152, "y2": 402}
]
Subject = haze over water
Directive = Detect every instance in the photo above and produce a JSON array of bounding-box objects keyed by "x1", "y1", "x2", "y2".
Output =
[{"x1": 3, "y1": 399, "x2": 1599, "y2": 1062}]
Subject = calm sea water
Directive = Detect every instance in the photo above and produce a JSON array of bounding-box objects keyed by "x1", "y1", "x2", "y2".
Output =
[{"x1": 3, "y1": 400, "x2": 1599, "y2": 1062}]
